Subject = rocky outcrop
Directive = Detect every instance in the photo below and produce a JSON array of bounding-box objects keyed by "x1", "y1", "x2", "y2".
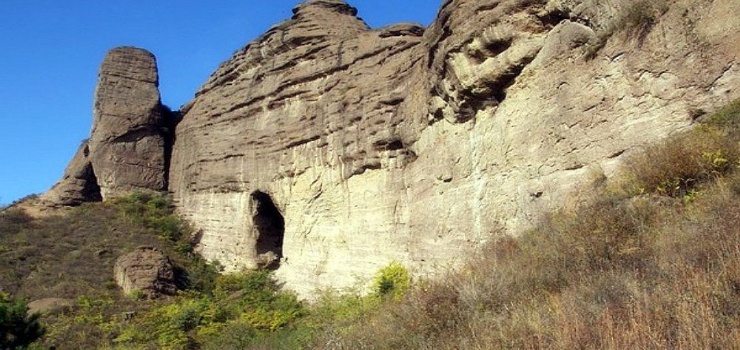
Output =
[
  {"x1": 43, "y1": 0, "x2": 740, "y2": 298},
  {"x1": 89, "y1": 47, "x2": 169, "y2": 200},
  {"x1": 113, "y1": 247, "x2": 176, "y2": 299},
  {"x1": 44, "y1": 47, "x2": 170, "y2": 206},
  {"x1": 40, "y1": 140, "x2": 101, "y2": 206},
  {"x1": 167, "y1": 0, "x2": 739, "y2": 297}
]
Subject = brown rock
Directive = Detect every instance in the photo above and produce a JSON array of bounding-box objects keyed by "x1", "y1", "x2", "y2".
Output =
[
  {"x1": 43, "y1": 47, "x2": 170, "y2": 206},
  {"x1": 89, "y1": 47, "x2": 168, "y2": 200},
  {"x1": 113, "y1": 247, "x2": 176, "y2": 299},
  {"x1": 40, "y1": 140, "x2": 101, "y2": 206}
]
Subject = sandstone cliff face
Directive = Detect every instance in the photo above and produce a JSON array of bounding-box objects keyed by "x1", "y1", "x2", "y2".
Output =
[
  {"x1": 44, "y1": 0, "x2": 740, "y2": 298},
  {"x1": 167, "y1": 0, "x2": 739, "y2": 297}
]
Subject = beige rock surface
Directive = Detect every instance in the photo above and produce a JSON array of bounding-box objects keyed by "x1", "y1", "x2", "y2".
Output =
[
  {"x1": 167, "y1": 0, "x2": 740, "y2": 297},
  {"x1": 42, "y1": 0, "x2": 740, "y2": 298},
  {"x1": 113, "y1": 247, "x2": 176, "y2": 299}
]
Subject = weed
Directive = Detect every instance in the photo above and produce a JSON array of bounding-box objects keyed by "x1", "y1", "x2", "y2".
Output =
[
  {"x1": 584, "y1": 0, "x2": 668, "y2": 59},
  {"x1": 373, "y1": 261, "x2": 411, "y2": 299}
]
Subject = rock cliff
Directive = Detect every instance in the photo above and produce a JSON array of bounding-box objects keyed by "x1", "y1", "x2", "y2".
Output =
[{"x1": 47, "y1": 0, "x2": 740, "y2": 297}]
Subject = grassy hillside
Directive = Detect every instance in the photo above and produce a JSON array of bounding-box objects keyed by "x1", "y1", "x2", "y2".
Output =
[
  {"x1": 1, "y1": 99, "x2": 739, "y2": 349},
  {"x1": 0, "y1": 193, "x2": 224, "y2": 349}
]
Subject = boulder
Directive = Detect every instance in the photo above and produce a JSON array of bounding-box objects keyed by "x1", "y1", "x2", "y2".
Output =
[{"x1": 113, "y1": 247, "x2": 176, "y2": 299}]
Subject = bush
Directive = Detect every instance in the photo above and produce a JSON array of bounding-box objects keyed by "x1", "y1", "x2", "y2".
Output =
[
  {"x1": 116, "y1": 192, "x2": 185, "y2": 240},
  {"x1": 373, "y1": 262, "x2": 410, "y2": 299},
  {"x1": 115, "y1": 270, "x2": 305, "y2": 349},
  {"x1": 0, "y1": 293, "x2": 44, "y2": 349},
  {"x1": 622, "y1": 102, "x2": 740, "y2": 199}
]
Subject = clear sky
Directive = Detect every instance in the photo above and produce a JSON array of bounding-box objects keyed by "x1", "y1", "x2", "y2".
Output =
[{"x1": 0, "y1": 0, "x2": 440, "y2": 205}]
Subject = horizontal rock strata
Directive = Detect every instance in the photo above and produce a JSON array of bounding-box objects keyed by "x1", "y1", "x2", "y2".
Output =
[
  {"x1": 45, "y1": 0, "x2": 740, "y2": 298},
  {"x1": 169, "y1": 0, "x2": 740, "y2": 297},
  {"x1": 89, "y1": 47, "x2": 169, "y2": 200}
]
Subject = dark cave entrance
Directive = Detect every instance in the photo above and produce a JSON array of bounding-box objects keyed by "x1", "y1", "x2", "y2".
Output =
[
  {"x1": 251, "y1": 191, "x2": 285, "y2": 270},
  {"x1": 82, "y1": 164, "x2": 103, "y2": 203},
  {"x1": 77, "y1": 142, "x2": 102, "y2": 204}
]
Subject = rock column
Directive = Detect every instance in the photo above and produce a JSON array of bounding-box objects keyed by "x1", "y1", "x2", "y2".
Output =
[{"x1": 89, "y1": 47, "x2": 168, "y2": 199}]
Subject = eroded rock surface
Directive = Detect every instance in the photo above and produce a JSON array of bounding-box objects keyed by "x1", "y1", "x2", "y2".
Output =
[
  {"x1": 167, "y1": 0, "x2": 739, "y2": 297},
  {"x1": 44, "y1": 47, "x2": 170, "y2": 206},
  {"x1": 41, "y1": 140, "x2": 101, "y2": 206},
  {"x1": 89, "y1": 47, "x2": 169, "y2": 200},
  {"x1": 114, "y1": 247, "x2": 176, "y2": 299},
  {"x1": 43, "y1": 0, "x2": 740, "y2": 298}
]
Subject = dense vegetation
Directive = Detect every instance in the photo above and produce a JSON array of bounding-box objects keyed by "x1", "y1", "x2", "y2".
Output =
[
  {"x1": 1, "y1": 99, "x2": 739, "y2": 349},
  {"x1": 0, "y1": 293, "x2": 44, "y2": 349}
]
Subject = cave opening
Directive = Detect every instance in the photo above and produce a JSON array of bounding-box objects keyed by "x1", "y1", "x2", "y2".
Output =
[
  {"x1": 82, "y1": 163, "x2": 103, "y2": 203},
  {"x1": 250, "y1": 191, "x2": 285, "y2": 270}
]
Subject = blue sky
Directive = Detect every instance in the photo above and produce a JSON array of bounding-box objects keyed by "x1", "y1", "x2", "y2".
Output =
[{"x1": 0, "y1": 0, "x2": 440, "y2": 205}]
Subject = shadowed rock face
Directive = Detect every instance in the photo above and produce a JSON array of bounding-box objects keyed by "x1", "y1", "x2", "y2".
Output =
[
  {"x1": 89, "y1": 47, "x2": 168, "y2": 199},
  {"x1": 41, "y1": 140, "x2": 101, "y2": 206}
]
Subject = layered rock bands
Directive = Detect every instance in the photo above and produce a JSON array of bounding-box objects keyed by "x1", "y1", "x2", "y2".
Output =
[{"x1": 47, "y1": 0, "x2": 740, "y2": 297}]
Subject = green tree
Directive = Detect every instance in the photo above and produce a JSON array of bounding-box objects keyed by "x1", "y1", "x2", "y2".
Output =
[{"x1": 0, "y1": 293, "x2": 44, "y2": 349}]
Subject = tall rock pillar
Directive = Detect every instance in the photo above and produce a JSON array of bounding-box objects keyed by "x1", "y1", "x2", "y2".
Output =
[
  {"x1": 88, "y1": 47, "x2": 168, "y2": 199},
  {"x1": 43, "y1": 47, "x2": 168, "y2": 206}
]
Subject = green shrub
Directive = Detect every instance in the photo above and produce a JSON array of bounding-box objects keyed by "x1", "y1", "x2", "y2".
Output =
[
  {"x1": 373, "y1": 262, "x2": 411, "y2": 299},
  {"x1": 212, "y1": 270, "x2": 304, "y2": 331},
  {"x1": 0, "y1": 292, "x2": 44, "y2": 349},
  {"x1": 116, "y1": 270, "x2": 304, "y2": 349},
  {"x1": 114, "y1": 191, "x2": 189, "y2": 242},
  {"x1": 705, "y1": 98, "x2": 740, "y2": 133}
]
